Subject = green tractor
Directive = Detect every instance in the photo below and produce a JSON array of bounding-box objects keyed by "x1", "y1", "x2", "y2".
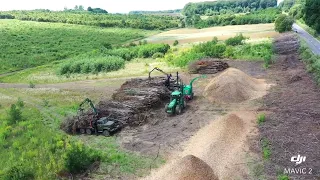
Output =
[
  {"x1": 183, "y1": 75, "x2": 206, "y2": 101},
  {"x1": 165, "y1": 82, "x2": 187, "y2": 115}
]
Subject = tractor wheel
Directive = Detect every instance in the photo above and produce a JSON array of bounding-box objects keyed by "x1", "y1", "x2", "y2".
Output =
[
  {"x1": 191, "y1": 93, "x2": 194, "y2": 100},
  {"x1": 175, "y1": 106, "x2": 182, "y2": 115},
  {"x1": 103, "y1": 130, "x2": 110, "y2": 137},
  {"x1": 165, "y1": 104, "x2": 169, "y2": 112},
  {"x1": 80, "y1": 129, "x2": 85, "y2": 134},
  {"x1": 86, "y1": 129, "x2": 92, "y2": 135},
  {"x1": 183, "y1": 100, "x2": 187, "y2": 108}
]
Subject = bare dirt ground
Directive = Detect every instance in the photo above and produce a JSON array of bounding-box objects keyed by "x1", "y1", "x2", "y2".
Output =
[
  {"x1": 257, "y1": 33, "x2": 320, "y2": 179},
  {"x1": 115, "y1": 61, "x2": 269, "y2": 180},
  {"x1": 144, "y1": 24, "x2": 278, "y2": 44}
]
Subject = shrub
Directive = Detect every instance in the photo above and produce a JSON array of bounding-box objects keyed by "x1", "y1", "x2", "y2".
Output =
[
  {"x1": 3, "y1": 164, "x2": 34, "y2": 180},
  {"x1": 105, "y1": 48, "x2": 136, "y2": 61},
  {"x1": 59, "y1": 55, "x2": 125, "y2": 75},
  {"x1": 194, "y1": 41, "x2": 226, "y2": 58},
  {"x1": 257, "y1": 113, "x2": 266, "y2": 125},
  {"x1": 64, "y1": 143, "x2": 101, "y2": 174},
  {"x1": 7, "y1": 104, "x2": 22, "y2": 125},
  {"x1": 264, "y1": 54, "x2": 272, "y2": 68},
  {"x1": 102, "y1": 42, "x2": 112, "y2": 49},
  {"x1": 225, "y1": 34, "x2": 247, "y2": 46},
  {"x1": 137, "y1": 44, "x2": 170, "y2": 58},
  {"x1": 16, "y1": 98, "x2": 24, "y2": 108},
  {"x1": 261, "y1": 138, "x2": 271, "y2": 160},
  {"x1": 224, "y1": 46, "x2": 235, "y2": 58},
  {"x1": 173, "y1": 40, "x2": 179, "y2": 46},
  {"x1": 169, "y1": 50, "x2": 205, "y2": 67},
  {"x1": 152, "y1": 52, "x2": 164, "y2": 59},
  {"x1": 275, "y1": 14, "x2": 294, "y2": 33},
  {"x1": 29, "y1": 82, "x2": 35, "y2": 88}
]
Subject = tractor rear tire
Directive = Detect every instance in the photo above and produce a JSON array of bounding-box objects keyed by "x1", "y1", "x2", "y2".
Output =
[
  {"x1": 165, "y1": 104, "x2": 169, "y2": 112},
  {"x1": 86, "y1": 129, "x2": 92, "y2": 135},
  {"x1": 103, "y1": 130, "x2": 110, "y2": 137},
  {"x1": 80, "y1": 129, "x2": 85, "y2": 134},
  {"x1": 176, "y1": 106, "x2": 182, "y2": 115}
]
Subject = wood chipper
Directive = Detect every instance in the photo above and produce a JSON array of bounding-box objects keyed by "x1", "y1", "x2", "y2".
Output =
[
  {"x1": 183, "y1": 75, "x2": 206, "y2": 100},
  {"x1": 165, "y1": 81, "x2": 186, "y2": 115}
]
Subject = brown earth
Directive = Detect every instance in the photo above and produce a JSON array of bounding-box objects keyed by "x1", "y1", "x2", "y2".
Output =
[
  {"x1": 256, "y1": 33, "x2": 320, "y2": 179},
  {"x1": 203, "y1": 68, "x2": 270, "y2": 104}
]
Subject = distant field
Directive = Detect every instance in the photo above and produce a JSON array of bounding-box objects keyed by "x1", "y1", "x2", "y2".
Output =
[
  {"x1": 0, "y1": 20, "x2": 157, "y2": 74},
  {"x1": 144, "y1": 23, "x2": 279, "y2": 44}
]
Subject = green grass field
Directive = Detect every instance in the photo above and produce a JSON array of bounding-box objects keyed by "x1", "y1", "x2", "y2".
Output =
[
  {"x1": 0, "y1": 88, "x2": 164, "y2": 179},
  {"x1": 0, "y1": 20, "x2": 157, "y2": 74}
]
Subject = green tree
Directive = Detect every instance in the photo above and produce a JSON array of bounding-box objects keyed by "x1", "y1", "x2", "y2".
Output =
[
  {"x1": 173, "y1": 40, "x2": 179, "y2": 46},
  {"x1": 7, "y1": 104, "x2": 22, "y2": 124},
  {"x1": 275, "y1": 14, "x2": 294, "y2": 33}
]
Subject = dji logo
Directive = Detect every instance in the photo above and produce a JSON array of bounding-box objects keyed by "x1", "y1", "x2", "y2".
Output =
[{"x1": 291, "y1": 155, "x2": 306, "y2": 165}]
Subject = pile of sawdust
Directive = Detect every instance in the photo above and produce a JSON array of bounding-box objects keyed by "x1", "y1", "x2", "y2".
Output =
[
  {"x1": 147, "y1": 155, "x2": 218, "y2": 180},
  {"x1": 203, "y1": 68, "x2": 268, "y2": 103},
  {"x1": 181, "y1": 112, "x2": 258, "y2": 179}
]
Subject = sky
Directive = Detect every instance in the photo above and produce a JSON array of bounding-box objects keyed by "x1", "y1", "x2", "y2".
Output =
[{"x1": 0, "y1": 0, "x2": 207, "y2": 13}]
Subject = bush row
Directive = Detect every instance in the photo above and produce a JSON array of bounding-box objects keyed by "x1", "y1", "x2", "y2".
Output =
[
  {"x1": 104, "y1": 43, "x2": 170, "y2": 61},
  {"x1": 165, "y1": 35, "x2": 273, "y2": 67},
  {"x1": 59, "y1": 55, "x2": 125, "y2": 75},
  {"x1": 300, "y1": 41, "x2": 320, "y2": 83}
]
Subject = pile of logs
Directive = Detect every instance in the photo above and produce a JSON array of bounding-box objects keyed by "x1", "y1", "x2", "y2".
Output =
[
  {"x1": 61, "y1": 77, "x2": 171, "y2": 133},
  {"x1": 189, "y1": 59, "x2": 229, "y2": 74}
]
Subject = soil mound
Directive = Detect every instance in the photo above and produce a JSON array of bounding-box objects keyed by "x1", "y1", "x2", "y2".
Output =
[
  {"x1": 203, "y1": 68, "x2": 267, "y2": 103},
  {"x1": 189, "y1": 59, "x2": 229, "y2": 74}
]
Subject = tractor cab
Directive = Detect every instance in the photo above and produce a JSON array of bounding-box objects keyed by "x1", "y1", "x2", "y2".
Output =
[
  {"x1": 165, "y1": 90, "x2": 186, "y2": 115},
  {"x1": 96, "y1": 117, "x2": 121, "y2": 136},
  {"x1": 170, "y1": 90, "x2": 182, "y2": 101}
]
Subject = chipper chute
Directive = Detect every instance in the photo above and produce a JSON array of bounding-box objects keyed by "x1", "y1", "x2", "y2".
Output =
[{"x1": 183, "y1": 75, "x2": 207, "y2": 100}]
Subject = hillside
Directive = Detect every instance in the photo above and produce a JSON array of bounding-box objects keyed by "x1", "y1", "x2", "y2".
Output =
[{"x1": 0, "y1": 20, "x2": 156, "y2": 74}]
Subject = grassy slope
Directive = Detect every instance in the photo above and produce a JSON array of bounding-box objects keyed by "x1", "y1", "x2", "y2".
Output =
[
  {"x1": 0, "y1": 88, "x2": 164, "y2": 179},
  {"x1": 0, "y1": 19, "x2": 157, "y2": 74},
  {"x1": 0, "y1": 58, "x2": 181, "y2": 84}
]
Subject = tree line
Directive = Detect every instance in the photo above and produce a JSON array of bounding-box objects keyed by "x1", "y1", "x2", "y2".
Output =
[
  {"x1": 129, "y1": 9, "x2": 181, "y2": 15},
  {"x1": 0, "y1": 10, "x2": 183, "y2": 30},
  {"x1": 284, "y1": 0, "x2": 320, "y2": 33},
  {"x1": 182, "y1": 0, "x2": 277, "y2": 17},
  {"x1": 189, "y1": 8, "x2": 281, "y2": 28}
]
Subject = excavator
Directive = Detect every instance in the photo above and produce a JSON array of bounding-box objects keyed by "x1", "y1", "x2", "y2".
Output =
[
  {"x1": 148, "y1": 67, "x2": 173, "y2": 88},
  {"x1": 77, "y1": 98, "x2": 121, "y2": 136},
  {"x1": 149, "y1": 67, "x2": 182, "y2": 90},
  {"x1": 183, "y1": 75, "x2": 207, "y2": 101}
]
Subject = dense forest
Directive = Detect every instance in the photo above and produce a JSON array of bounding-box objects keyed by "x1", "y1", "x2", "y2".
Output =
[
  {"x1": 182, "y1": 0, "x2": 278, "y2": 27},
  {"x1": 284, "y1": 0, "x2": 320, "y2": 33},
  {"x1": 189, "y1": 8, "x2": 280, "y2": 28},
  {"x1": 0, "y1": 11, "x2": 183, "y2": 30},
  {"x1": 182, "y1": 0, "x2": 277, "y2": 16},
  {"x1": 304, "y1": 0, "x2": 320, "y2": 33}
]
